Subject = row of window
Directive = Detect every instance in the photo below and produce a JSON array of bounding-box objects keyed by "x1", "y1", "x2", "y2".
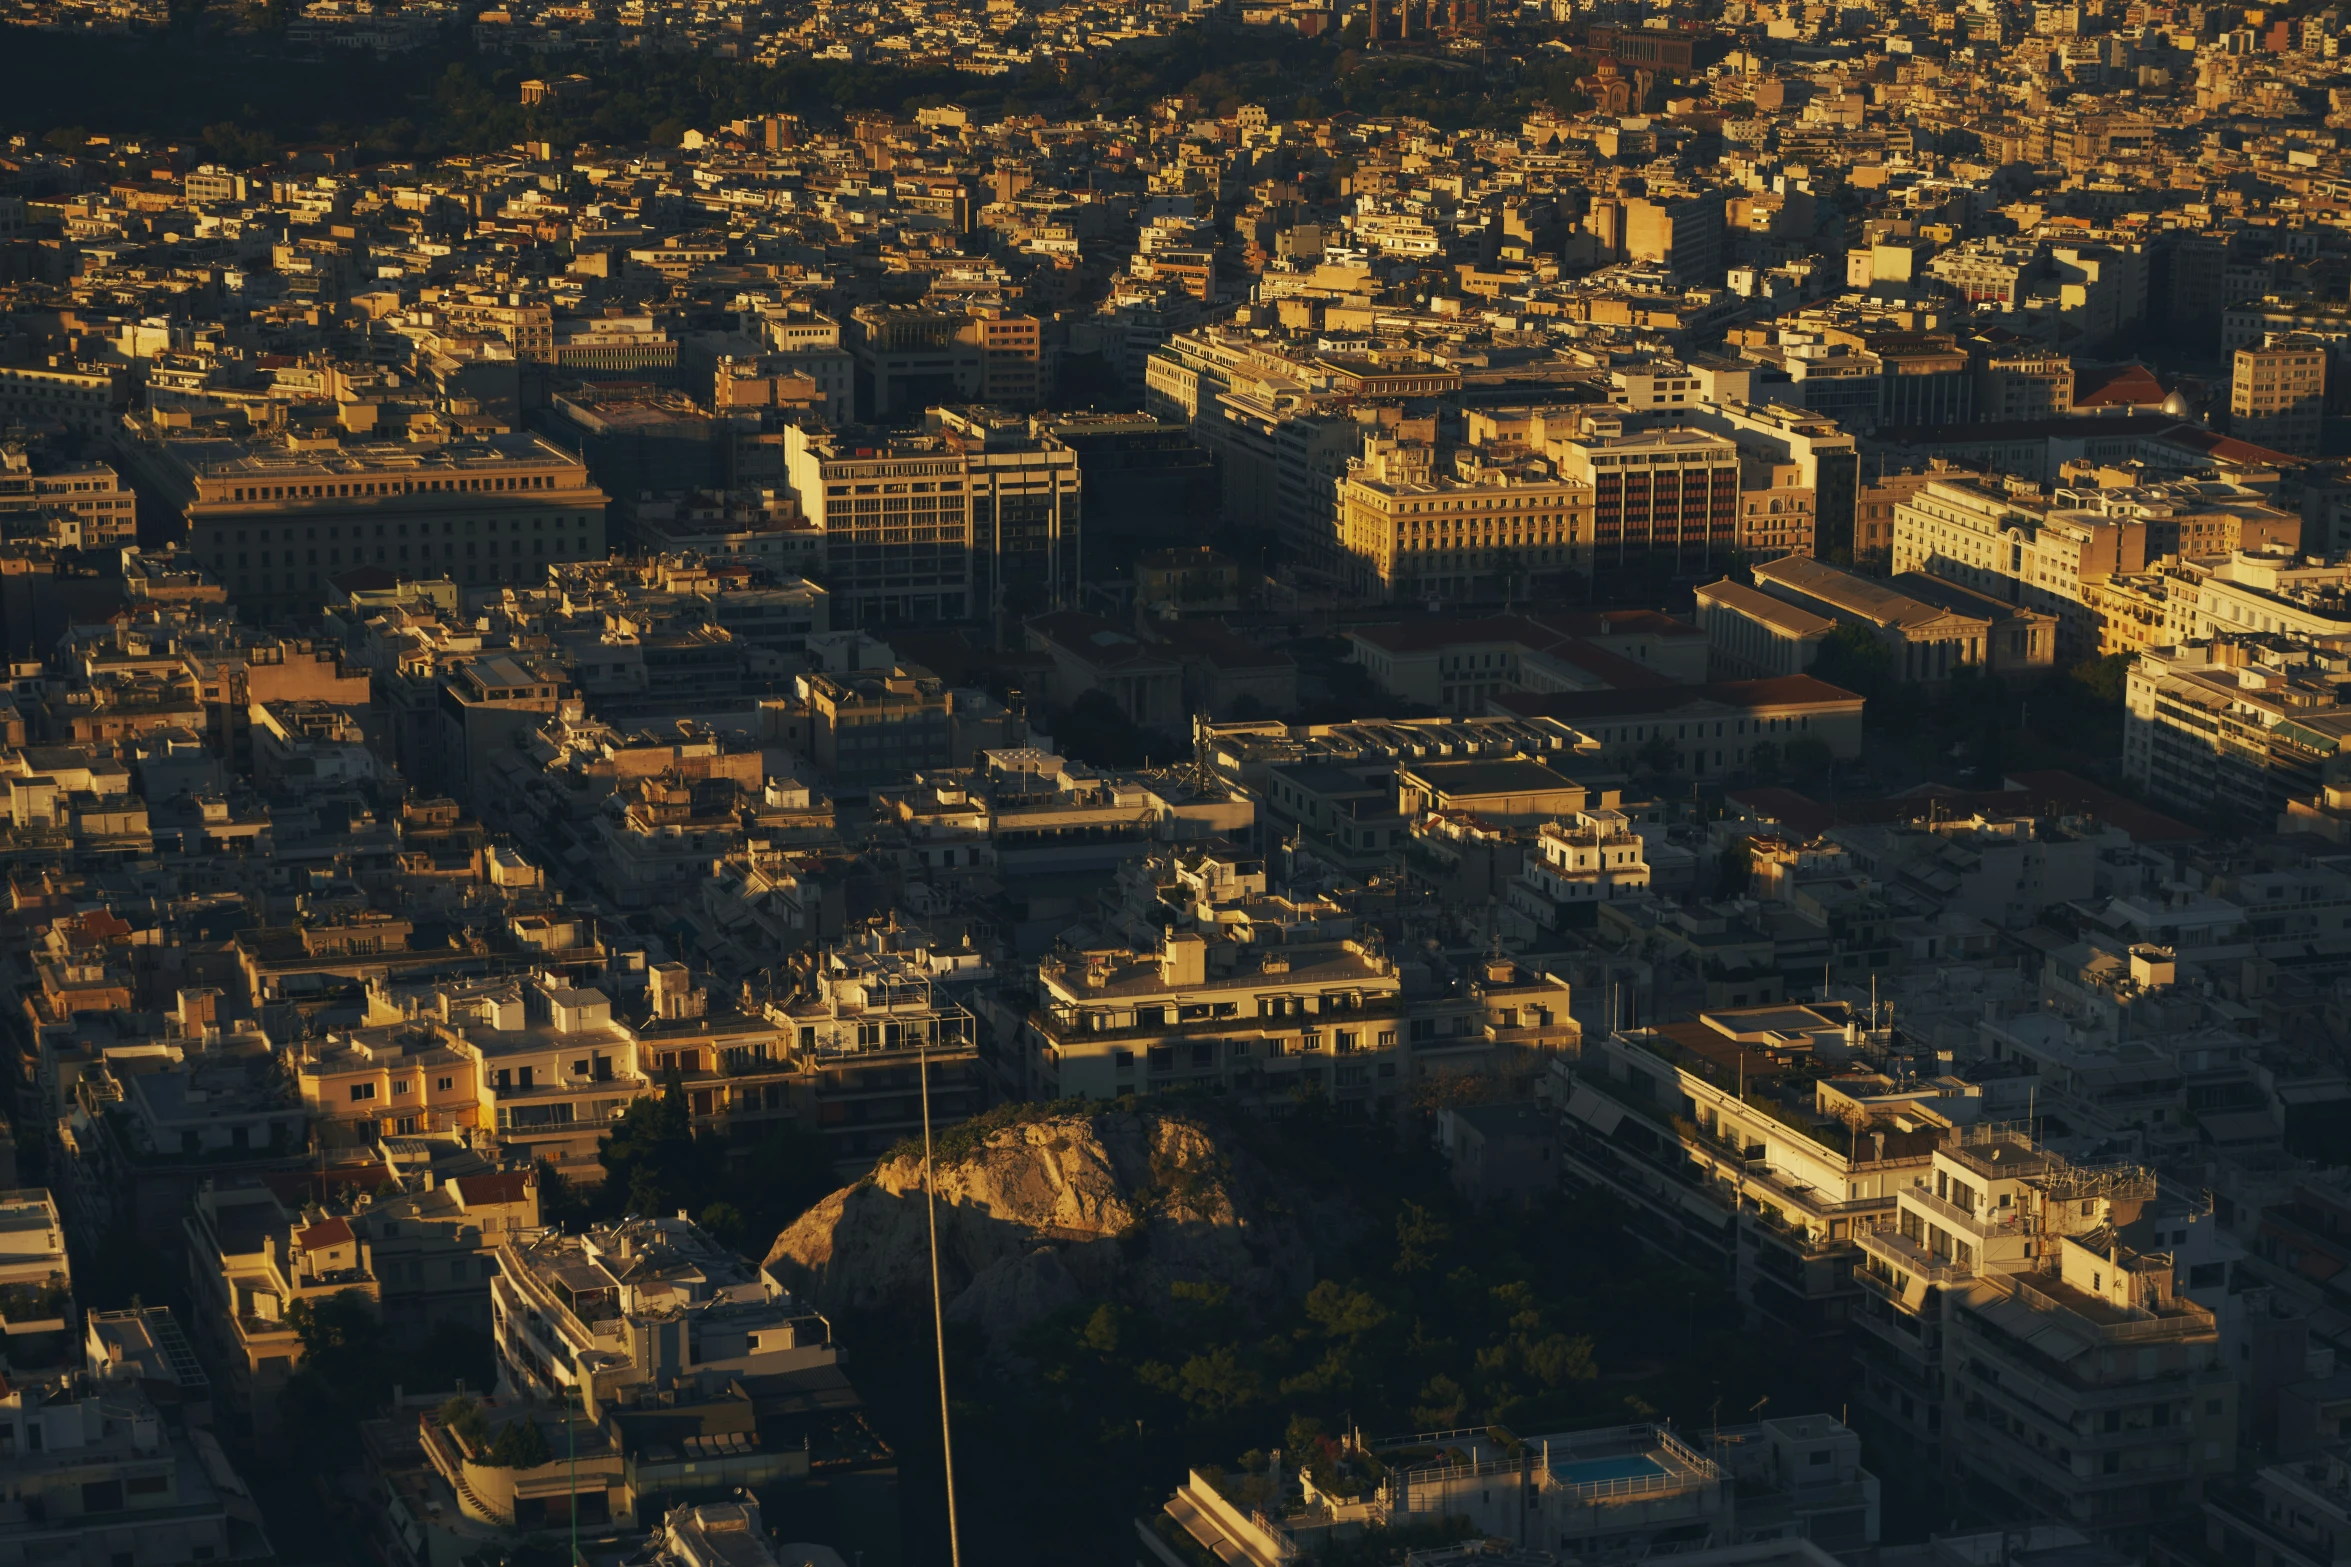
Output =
[{"x1": 226, "y1": 474, "x2": 568, "y2": 501}]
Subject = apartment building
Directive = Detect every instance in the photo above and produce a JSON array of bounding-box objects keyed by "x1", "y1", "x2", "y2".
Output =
[
  {"x1": 183, "y1": 1180, "x2": 381, "y2": 1435},
  {"x1": 0, "y1": 1348, "x2": 271, "y2": 1567},
  {"x1": 0, "y1": 364, "x2": 121, "y2": 439},
  {"x1": 1980, "y1": 349, "x2": 2078, "y2": 421},
  {"x1": 2181, "y1": 551, "x2": 2351, "y2": 642},
  {"x1": 2051, "y1": 478, "x2": 2299, "y2": 564},
  {"x1": 353, "y1": 1167, "x2": 541, "y2": 1337},
  {"x1": 1681, "y1": 394, "x2": 1867, "y2": 554},
  {"x1": 470, "y1": 1213, "x2": 893, "y2": 1538},
  {"x1": 1853, "y1": 1127, "x2": 2141, "y2": 1476},
  {"x1": 1503, "y1": 809, "x2": 1654, "y2": 934},
  {"x1": 2232, "y1": 335, "x2": 2328, "y2": 457},
  {"x1": 803, "y1": 664, "x2": 955, "y2": 790},
  {"x1": 1021, "y1": 898, "x2": 1572, "y2": 1111},
  {"x1": 125, "y1": 417, "x2": 610, "y2": 620},
  {"x1": 0, "y1": 447, "x2": 136, "y2": 548},
  {"x1": 846, "y1": 303, "x2": 1041, "y2": 417},
  {"x1": 492, "y1": 1214, "x2": 837, "y2": 1411},
  {"x1": 2123, "y1": 636, "x2": 2351, "y2": 821},
  {"x1": 1944, "y1": 1225, "x2": 2234, "y2": 1543},
  {"x1": 1173, "y1": 1416, "x2": 1878, "y2": 1567},
  {"x1": 1558, "y1": 1011, "x2": 1940, "y2": 1337},
  {"x1": 2172, "y1": 1446, "x2": 2351, "y2": 1567},
  {"x1": 1142, "y1": 329, "x2": 1373, "y2": 575},
  {"x1": 763, "y1": 935, "x2": 984, "y2": 1169},
  {"x1": 1738, "y1": 455, "x2": 1816, "y2": 561},
  {"x1": 876, "y1": 748, "x2": 1253, "y2": 877},
  {"x1": 0, "y1": 1188, "x2": 75, "y2": 1373}
]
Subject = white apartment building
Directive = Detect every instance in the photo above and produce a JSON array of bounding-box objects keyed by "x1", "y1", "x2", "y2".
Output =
[
  {"x1": 491, "y1": 1214, "x2": 837, "y2": 1413},
  {"x1": 1559, "y1": 1012, "x2": 1940, "y2": 1339},
  {"x1": 2123, "y1": 636, "x2": 2351, "y2": 820},
  {"x1": 1022, "y1": 913, "x2": 1572, "y2": 1112},
  {"x1": 1504, "y1": 810, "x2": 1653, "y2": 936},
  {"x1": 0, "y1": 1189, "x2": 74, "y2": 1373}
]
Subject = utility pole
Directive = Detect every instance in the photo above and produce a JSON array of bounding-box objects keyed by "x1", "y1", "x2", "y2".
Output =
[{"x1": 921, "y1": 1041, "x2": 965, "y2": 1567}]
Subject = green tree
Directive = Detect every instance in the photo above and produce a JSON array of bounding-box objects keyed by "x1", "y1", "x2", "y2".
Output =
[
  {"x1": 2070, "y1": 652, "x2": 2130, "y2": 704},
  {"x1": 600, "y1": 1065, "x2": 701, "y2": 1216},
  {"x1": 1053, "y1": 689, "x2": 1152, "y2": 769},
  {"x1": 1178, "y1": 1345, "x2": 1263, "y2": 1419},
  {"x1": 281, "y1": 1290, "x2": 390, "y2": 1456},
  {"x1": 1636, "y1": 732, "x2": 1682, "y2": 778},
  {"x1": 485, "y1": 1415, "x2": 553, "y2": 1468},
  {"x1": 1394, "y1": 1202, "x2": 1450, "y2": 1276},
  {"x1": 1811, "y1": 623, "x2": 1896, "y2": 700},
  {"x1": 535, "y1": 1159, "x2": 596, "y2": 1231},
  {"x1": 438, "y1": 1395, "x2": 491, "y2": 1450},
  {"x1": 1411, "y1": 1372, "x2": 1469, "y2": 1428},
  {"x1": 1784, "y1": 735, "x2": 1833, "y2": 784}
]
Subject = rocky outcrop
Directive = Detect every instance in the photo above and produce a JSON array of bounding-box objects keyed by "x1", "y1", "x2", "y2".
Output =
[{"x1": 764, "y1": 1109, "x2": 1327, "y2": 1344}]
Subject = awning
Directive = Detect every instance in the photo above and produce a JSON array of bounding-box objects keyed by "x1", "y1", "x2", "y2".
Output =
[{"x1": 1566, "y1": 1083, "x2": 1626, "y2": 1136}]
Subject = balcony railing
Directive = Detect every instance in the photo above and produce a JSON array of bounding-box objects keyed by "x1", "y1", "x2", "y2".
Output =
[
  {"x1": 1857, "y1": 1223, "x2": 1968, "y2": 1285},
  {"x1": 2007, "y1": 1277, "x2": 2215, "y2": 1343},
  {"x1": 1906, "y1": 1186, "x2": 2031, "y2": 1238},
  {"x1": 1033, "y1": 993, "x2": 1413, "y2": 1044}
]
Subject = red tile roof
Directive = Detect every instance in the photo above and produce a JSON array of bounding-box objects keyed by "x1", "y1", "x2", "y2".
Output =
[
  {"x1": 2073, "y1": 362, "x2": 2167, "y2": 408},
  {"x1": 453, "y1": 1171, "x2": 533, "y2": 1207},
  {"x1": 297, "y1": 1216, "x2": 355, "y2": 1251}
]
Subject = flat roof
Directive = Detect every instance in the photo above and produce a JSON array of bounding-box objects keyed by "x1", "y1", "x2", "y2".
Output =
[{"x1": 1401, "y1": 757, "x2": 1583, "y2": 798}]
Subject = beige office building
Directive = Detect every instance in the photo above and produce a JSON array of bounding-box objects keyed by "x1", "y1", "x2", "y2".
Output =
[
  {"x1": 125, "y1": 417, "x2": 607, "y2": 619},
  {"x1": 1336, "y1": 444, "x2": 1593, "y2": 601},
  {"x1": 2231, "y1": 334, "x2": 2327, "y2": 457}
]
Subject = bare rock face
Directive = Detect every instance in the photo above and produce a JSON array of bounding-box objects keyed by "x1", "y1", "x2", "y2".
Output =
[{"x1": 763, "y1": 1109, "x2": 1321, "y2": 1344}]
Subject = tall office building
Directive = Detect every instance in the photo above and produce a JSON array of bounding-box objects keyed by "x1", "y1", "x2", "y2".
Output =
[
  {"x1": 2232, "y1": 333, "x2": 2327, "y2": 457},
  {"x1": 1550, "y1": 424, "x2": 1741, "y2": 579}
]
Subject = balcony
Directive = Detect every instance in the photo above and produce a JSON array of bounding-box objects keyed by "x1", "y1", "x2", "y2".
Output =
[
  {"x1": 1907, "y1": 1186, "x2": 2031, "y2": 1239},
  {"x1": 1858, "y1": 1223, "x2": 1968, "y2": 1286}
]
